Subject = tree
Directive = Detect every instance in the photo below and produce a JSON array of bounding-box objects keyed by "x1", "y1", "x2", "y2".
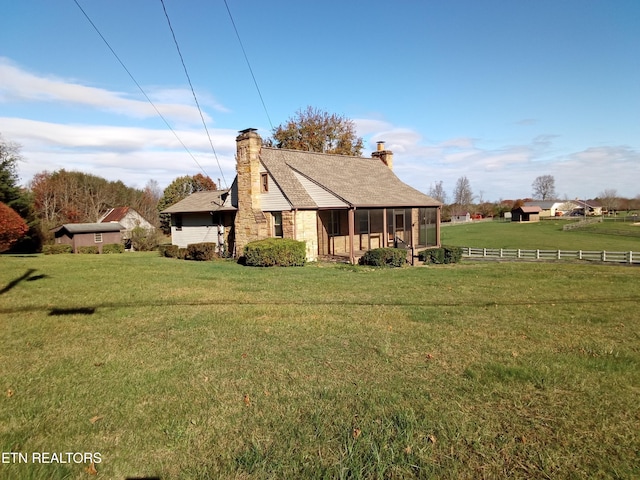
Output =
[
  {"x1": 532, "y1": 175, "x2": 556, "y2": 200},
  {"x1": 269, "y1": 106, "x2": 364, "y2": 156},
  {"x1": 453, "y1": 176, "x2": 473, "y2": 208},
  {"x1": 0, "y1": 201, "x2": 28, "y2": 252},
  {"x1": 598, "y1": 188, "x2": 619, "y2": 215},
  {"x1": 428, "y1": 181, "x2": 447, "y2": 204},
  {"x1": 157, "y1": 174, "x2": 217, "y2": 234}
]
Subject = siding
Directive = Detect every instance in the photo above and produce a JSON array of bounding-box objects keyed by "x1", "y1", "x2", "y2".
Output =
[
  {"x1": 292, "y1": 171, "x2": 348, "y2": 208},
  {"x1": 171, "y1": 226, "x2": 219, "y2": 248},
  {"x1": 259, "y1": 165, "x2": 292, "y2": 211}
]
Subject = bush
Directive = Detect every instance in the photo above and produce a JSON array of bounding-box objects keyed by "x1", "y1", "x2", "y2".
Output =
[
  {"x1": 177, "y1": 248, "x2": 189, "y2": 260},
  {"x1": 78, "y1": 246, "x2": 99, "y2": 254},
  {"x1": 102, "y1": 243, "x2": 125, "y2": 254},
  {"x1": 419, "y1": 247, "x2": 445, "y2": 264},
  {"x1": 187, "y1": 242, "x2": 217, "y2": 261},
  {"x1": 244, "y1": 238, "x2": 306, "y2": 267},
  {"x1": 418, "y1": 245, "x2": 463, "y2": 264},
  {"x1": 159, "y1": 244, "x2": 179, "y2": 258},
  {"x1": 130, "y1": 226, "x2": 160, "y2": 251},
  {"x1": 43, "y1": 244, "x2": 73, "y2": 255},
  {"x1": 359, "y1": 248, "x2": 407, "y2": 267},
  {"x1": 444, "y1": 245, "x2": 463, "y2": 264}
]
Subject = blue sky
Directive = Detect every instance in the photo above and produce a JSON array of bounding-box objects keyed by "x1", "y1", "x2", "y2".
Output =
[{"x1": 2, "y1": 0, "x2": 639, "y2": 201}]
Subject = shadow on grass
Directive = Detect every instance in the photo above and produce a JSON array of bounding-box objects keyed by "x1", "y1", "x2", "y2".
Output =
[
  {"x1": 0, "y1": 269, "x2": 49, "y2": 295},
  {"x1": 1, "y1": 294, "x2": 639, "y2": 317}
]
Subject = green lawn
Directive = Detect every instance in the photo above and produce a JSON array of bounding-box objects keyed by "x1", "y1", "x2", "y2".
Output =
[
  {"x1": 442, "y1": 218, "x2": 640, "y2": 251},
  {"x1": 1, "y1": 253, "x2": 639, "y2": 479}
]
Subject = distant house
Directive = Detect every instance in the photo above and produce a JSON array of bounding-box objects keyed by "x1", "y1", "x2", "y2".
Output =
[
  {"x1": 98, "y1": 207, "x2": 155, "y2": 249},
  {"x1": 52, "y1": 223, "x2": 124, "y2": 253},
  {"x1": 451, "y1": 212, "x2": 471, "y2": 223},
  {"x1": 523, "y1": 201, "x2": 577, "y2": 217},
  {"x1": 511, "y1": 206, "x2": 541, "y2": 222},
  {"x1": 570, "y1": 200, "x2": 603, "y2": 216},
  {"x1": 162, "y1": 128, "x2": 442, "y2": 263}
]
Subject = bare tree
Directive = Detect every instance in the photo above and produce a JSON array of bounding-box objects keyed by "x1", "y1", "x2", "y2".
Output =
[
  {"x1": 598, "y1": 188, "x2": 619, "y2": 215},
  {"x1": 453, "y1": 176, "x2": 473, "y2": 207},
  {"x1": 428, "y1": 181, "x2": 447, "y2": 204},
  {"x1": 532, "y1": 175, "x2": 556, "y2": 200}
]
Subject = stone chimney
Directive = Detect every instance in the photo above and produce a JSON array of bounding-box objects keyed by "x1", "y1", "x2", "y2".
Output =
[
  {"x1": 371, "y1": 141, "x2": 393, "y2": 170},
  {"x1": 234, "y1": 128, "x2": 267, "y2": 256}
]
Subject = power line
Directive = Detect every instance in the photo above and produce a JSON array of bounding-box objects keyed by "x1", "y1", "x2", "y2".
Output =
[
  {"x1": 159, "y1": 0, "x2": 227, "y2": 189},
  {"x1": 72, "y1": 0, "x2": 212, "y2": 180},
  {"x1": 222, "y1": 0, "x2": 274, "y2": 131}
]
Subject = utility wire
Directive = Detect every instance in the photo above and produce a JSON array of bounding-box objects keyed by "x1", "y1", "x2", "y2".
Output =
[
  {"x1": 159, "y1": 0, "x2": 227, "y2": 189},
  {"x1": 222, "y1": 0, "x2": 274, "y2": 131},
  {"x1": 72, "y1": 0, "x2": 212, "y2": 180}
]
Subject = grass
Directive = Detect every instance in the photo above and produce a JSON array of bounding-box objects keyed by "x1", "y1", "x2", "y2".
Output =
[
  {"x1": 1, "y1": 253, "x2": 639, "y2": 479},
  {"x1": 441, "y1": 218, "x2": 640, "y2": 251}
]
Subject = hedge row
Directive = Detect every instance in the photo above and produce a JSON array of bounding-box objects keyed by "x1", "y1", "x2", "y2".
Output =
[
  {"x1": 43, "y1": 244, "x2": 73, "y2": 255},
  {"x1": 359, "y1": 248, "x2": 407, "y2": 267},
  {"x1": 159, "y1": 243, "x2": 217, "y2": 261},
  {"x1": 418, "y1": 246, "x2": 463, "y2": 264},
  {"x1": 102, "y1": 243, "x2": 125, "y2": 254},
  {"x1": 244, "y1": 238, "x2": 306, "y2": 267}
]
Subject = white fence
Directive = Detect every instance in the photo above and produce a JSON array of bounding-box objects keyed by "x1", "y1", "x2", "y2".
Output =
[{"x1": 462, "y1": 247, "x2": 639, "y2": 265}]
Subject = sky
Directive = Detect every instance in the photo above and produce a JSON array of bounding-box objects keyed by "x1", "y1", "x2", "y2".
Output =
[{"x1": 2, "y1": 0, "x2": 639, "y2": 202}]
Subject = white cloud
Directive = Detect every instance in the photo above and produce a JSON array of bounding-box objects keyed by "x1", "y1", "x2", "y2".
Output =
[{"x1": 0, "y1": 58, "x2": 217, "y2": 124}]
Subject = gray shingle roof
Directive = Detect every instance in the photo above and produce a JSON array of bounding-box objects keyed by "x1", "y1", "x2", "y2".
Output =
[
  {"x1": 259, "y1": 147, "x2": 440, "y2": 208},
  {"x1": 54, "y1": 223, "x2": 124, "y2": 234},
  {"x1": 161, "y1": 190, "x2": 236, "y2": 214}
]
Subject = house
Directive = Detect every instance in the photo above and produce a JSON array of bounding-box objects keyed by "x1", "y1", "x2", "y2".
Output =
[
  {"x1": 511, "y1": 205, "x2": 541, "y2": 222},
  {"x1": 524, "y1": 200, "x2": 579, "y2": 217},
  {"x1": 52, "y1": 223, "x2": 124, "y2": 253},
  {"x1": 451, "y1": 212, "x2": 471, "y2": 223},
  {"x1": 570, "y1": 199, "x2": 603, "y2": 216},
  {"x1": 98, "y1": 207, "x2": 155, "y2": 249},
  {"x1": 160, "y1": 190, "x2": 236, "y2": 254},
  {"x1": 162, "y1": 128, "x2": 442, "y2": 263}
]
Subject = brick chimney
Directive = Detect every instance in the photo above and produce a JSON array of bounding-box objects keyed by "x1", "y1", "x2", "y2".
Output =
[
  {"x1": 371, "y1": 141, "x2": 393, "y2": 170},
  {"x1": 234, "y1": 128, "x2": 267, "y2": 256}
]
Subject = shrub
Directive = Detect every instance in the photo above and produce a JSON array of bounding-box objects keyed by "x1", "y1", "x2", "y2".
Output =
[
  {"x1": 159, "y1": 244, "x2": 179, "y2": 258},
  {"x1": 102, "y1": 243, "x2": 125, "y2": 254},
  {"x1": 0, "y1": 201, "x2": 29, "y2": 252},
  {"x1": 418, "y1": 246, "x2": 463, "y2": 264},
  {"x1": 359, "y1": 248, "x2": 407, "y2": 267},
  {"x1": 43, "y1": 244, "x2": 73, "y2": 255},
  {"x1": 78, "y1": 246, "x2": 99, "y2": 254},
  {"x1": 130, "y1": 226, "x2": 161, "y2": 251},
  {"x1": 177, "y1": 248, "x2": 189, "y2": 260},
  {"x1": 419, "y1": 247, "x2": 445, "y2": 264},
  {"x1": 444, "y1": 245, "x2": 463, "y2": 264},
  {"x1": 187, "y1": 242, "x2": 217, "y2": 261},
  {"x1": 244, "y1": 238, "x2": 306, "y2": 267}
]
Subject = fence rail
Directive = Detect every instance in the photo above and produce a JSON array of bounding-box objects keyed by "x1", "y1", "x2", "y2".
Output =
[{"x1": 462, "y1": 247, "x2": 639, "y2": 265}]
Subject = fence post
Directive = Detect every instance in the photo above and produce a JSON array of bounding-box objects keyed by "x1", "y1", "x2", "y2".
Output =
[
  {"x1": 517, "y1": 249, "x2": 521, "y2": 259},
  {"x1": 500, "y1": 248, "x2": 503, "y2": 258},
  {"x1": 557, "y1": 250, "x2": 561, "y2": 259},
  {"x1": 630, "y1": 251, "x2": 633, "y2": 264},
  {"x1": 483, "y1": 248, "x2": 487, "y2": 257},
  {"x1": 578, "y1": 250, "x2": 582, "y2": 260},
  {"x1": 602, "y1": 251, "x2": 606, "y2": 262},
  {"x1": 536, "y1": 249, "x2": 540, "y2": 259}
]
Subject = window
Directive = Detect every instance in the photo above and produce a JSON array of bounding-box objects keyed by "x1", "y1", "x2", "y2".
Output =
[
  {"x1": 174, "y1": 214, "x2": 183, "y2": 231},
  {"x1": 261, "y1": 173, "x2": 269, "y2": 193},
  {"x1": 273, "y1": 212, "x2": 283, "y2": 237},
  {"x1": 94, "y1": 233, "x2": 103, "y2": 243},
  {"x1": 328, "y1": 211, "x2": 339, "y2": 236},
  {"x1": 418, "y1": 207, "x2": 437, "y2": 246},
  {"x1": 357, "y1": 209, "x2": 369, "y2": 234}
]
